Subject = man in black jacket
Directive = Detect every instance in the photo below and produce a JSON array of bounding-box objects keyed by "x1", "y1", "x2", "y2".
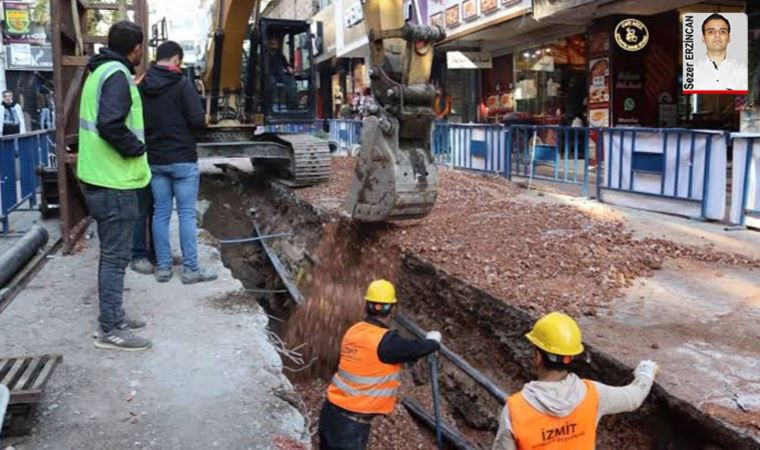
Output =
[{"x1": 140, "y1": 41, "x2": 217, "y2": 284}]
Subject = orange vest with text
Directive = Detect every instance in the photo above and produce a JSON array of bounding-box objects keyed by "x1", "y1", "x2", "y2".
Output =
[
  {"x1": 507, "y1": 379, "x2": 599, "y2": 450},
  {"x1": 326, "y1": 321, "x2": 402, "y2": 415}
]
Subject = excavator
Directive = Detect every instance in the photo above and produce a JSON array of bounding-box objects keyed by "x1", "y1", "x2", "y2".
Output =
[{"x1": 198, "y1": 0, "x2": 444, "y2": 221}]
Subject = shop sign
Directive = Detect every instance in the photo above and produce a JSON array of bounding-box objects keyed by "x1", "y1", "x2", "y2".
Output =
[
  {"x1": 4, "y1": 1, "x2": 30, "y2": 35},
  {"x1": 5, "y1": 43, "x2": 52, "y2": 69},
  {"x1": 532, "y1": 0, "x2": 596, "y2": 20},
  {"x1": 614, "y1": 18, "x2": 649, "y2": 52},
  {"x1": 462, "y1": 0, "x2": 477, "y2": 21},
  {"x1": 3, "y1": 1, "x2": 31, "y2": 44},
  {"x1": 344, "y1": 1, "x2": 363, "y2": 28},
  {"x1": 313, "y1": 2, "x2": 336, "y2": 60},
  {"x1": 481, "y1": 0, "x2": 498, "y2": 14},
  {"x1": 445, "y1": 4, "x2": 460, "y2": 28},
  {"x1": 447, "y1": 51, "x2": 492, "y2": 69}
]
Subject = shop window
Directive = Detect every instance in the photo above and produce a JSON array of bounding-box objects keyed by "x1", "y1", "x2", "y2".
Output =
[{"x1": 514, "y1": 35, "x2": 587, "y2": 126}]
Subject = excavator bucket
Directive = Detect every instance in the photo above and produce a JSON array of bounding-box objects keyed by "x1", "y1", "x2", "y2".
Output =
[
  {"x1": 344, "y1": 0, "x2": 444, "y2": 222},
  {"x1": 345, "y1": 116, "x2": 438, "y2": 221}
]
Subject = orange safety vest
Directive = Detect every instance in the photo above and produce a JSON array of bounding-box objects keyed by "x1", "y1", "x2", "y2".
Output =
[
  {"x1": 507, "y1": 379, "x2": 599, "y2": 450},
  {"x1": 326, "y1": 321, "x2": 402, "y2": 415}
]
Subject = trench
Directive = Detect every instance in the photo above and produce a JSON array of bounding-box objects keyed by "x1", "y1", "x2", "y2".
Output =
[{"x1": 198, "y1": 171, "x2": 756, "y2": 450}]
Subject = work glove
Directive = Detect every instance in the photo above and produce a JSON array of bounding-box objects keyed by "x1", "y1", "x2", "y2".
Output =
[
  {"x1": 425, "y1": 330, "x2": 442, "y2": 344},
  {"x1": 634, "y1": 360, "x2": 658, "y2": 382}
]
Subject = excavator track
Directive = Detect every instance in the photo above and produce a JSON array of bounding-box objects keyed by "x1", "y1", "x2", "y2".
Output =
[{"x1": 278, "y1": 133, "x2": 331, "y2": 187}]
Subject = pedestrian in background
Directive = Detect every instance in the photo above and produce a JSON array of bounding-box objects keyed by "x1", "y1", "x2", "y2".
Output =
[
  {"x1": 77, "y1": 20, "x2": 152, "y2": 351},
  {"x1": 2, "y1": 90, "x2": 27, "y2": 136},
  {"x1": 139, "y1": 40, "x2": 216, "y2": 284}
]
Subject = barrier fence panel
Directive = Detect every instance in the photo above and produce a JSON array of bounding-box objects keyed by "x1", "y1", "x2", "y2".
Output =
[
  {"x1": 508, "y1": 125, "x2": 592, "y2": 197},
  {"x1": 328, "y1": 119, "x2": 363, "y2": 151},
  {"x1": 432, "y1": 122, "x2": 507, "y2": 174},
  {"x1": 729, "y1": 133, "x2": 760, "y2": 228},
  {"x1": 597, "y1": 127, "x2": 726, "y2": 220},
  {"x1": 0, "y1": 130, "x2": 54, "y2": 233}
]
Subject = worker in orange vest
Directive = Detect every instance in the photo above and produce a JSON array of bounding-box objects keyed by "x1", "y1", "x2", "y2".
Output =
[
  {"x1": 319, "y1": 279, "x2": 441, "y2": 449},
  {"x1": 493, "y1": 312, "x2": 658, "y2": 450}
]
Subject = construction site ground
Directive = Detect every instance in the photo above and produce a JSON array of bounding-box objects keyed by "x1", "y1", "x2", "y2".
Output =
[
  {"x1": 0, "y1": 217, "x2": 307, "y2": 449},
  {"x1": 290, "y1": 157, "x2": 760, "y2": 445},
  {"x1": 1, "y1": 155, "x2": 759, "y2": 449}
]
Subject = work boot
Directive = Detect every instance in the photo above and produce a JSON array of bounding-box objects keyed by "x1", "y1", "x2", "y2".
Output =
[
  {"x1": 181, "y1": 267, "x2": 218, "y2": 285},
  {"x1": 94, "y1": 328, "x2": 152, "y2": 352},
  {"x1": 130, "y1": 258, "x2": 154, "y2": 275},
  {"x1": 155, "y1": 268, "x2": 173, "y2": 283}
]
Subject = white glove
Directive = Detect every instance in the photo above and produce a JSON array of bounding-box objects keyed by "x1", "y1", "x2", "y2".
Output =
[
  {"x1": 425, "y1": 331, "x2": 442, "y2": 344},
  {"x1": 634, "y1": 360, "x2": 658, "y2": 382}
]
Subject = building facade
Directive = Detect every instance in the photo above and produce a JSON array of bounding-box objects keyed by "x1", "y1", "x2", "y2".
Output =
[{"x1": 422, "y1": 0, "x2": 757, "y2": 132}]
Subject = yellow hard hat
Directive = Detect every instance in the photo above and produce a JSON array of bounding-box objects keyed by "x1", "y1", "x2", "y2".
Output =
[
  {"x1": 364, "y1": 279, "x2": 397, "y2": 304},
  {"x1": 525, "y1": 312, "x2": 584, "y2": 356}
]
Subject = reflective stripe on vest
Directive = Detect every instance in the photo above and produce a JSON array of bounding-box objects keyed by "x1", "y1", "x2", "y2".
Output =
[
  {"x1": 326, "y1": 321, "x2": 402, "y2": 415},
  {"x1": 506, "y1": 379, "x2": 599, "y2": 450},
  {"x1": 77, "y1": 60, "x2": 150, "y2": 189}
]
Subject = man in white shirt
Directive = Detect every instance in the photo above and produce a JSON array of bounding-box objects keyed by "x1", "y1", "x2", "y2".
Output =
[{"x1": 694, "y1": 13, "x2": 747, "y2": 91}]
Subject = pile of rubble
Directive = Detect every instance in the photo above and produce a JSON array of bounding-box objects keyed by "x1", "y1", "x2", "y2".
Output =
[{"x1": 300, "y1": 158, "x2": 760, "y2": 317}]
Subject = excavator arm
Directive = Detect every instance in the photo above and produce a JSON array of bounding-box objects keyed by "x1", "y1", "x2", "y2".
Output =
[
  {"x1": 200, "y1": 0, "x2": 443, "y2": 221},
  {"x1": 204, "y1": 0, "x2": 259, "y2": 92},
  {"x1": 344, "y1": 0, "x2": 445, "y2": 221}
]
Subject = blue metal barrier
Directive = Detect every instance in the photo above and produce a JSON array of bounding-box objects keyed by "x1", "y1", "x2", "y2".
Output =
[
  {"x1": 508, "y1": 125, "x2": 592, "y2": 197},
  {"x1": 432, "y1": 122, "x2": 508, "y2": 174},
  {"x1": 262, "y1": 121, "x2": 324, "y2": 134},
  {"x1": 328, "y1": 119, "x2": 363, "y2": 151},
  {"x1": 729, "y1": 133, "x2": 760, "y2": 227},
  {"x1": 0, "y1": 130, "x2": 54, "y2": 233},
  {"x1": 597, "y1": 127, "x2": 727, "y2": 220}
]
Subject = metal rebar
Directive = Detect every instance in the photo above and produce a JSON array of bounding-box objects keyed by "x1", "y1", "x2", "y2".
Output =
[
  {"x1": 395, "y1": 313, "x2": 508, "y2": 402},
  {"x1": 253, "y1": 222, "x2": 305, "y2": 306},
  {"x1": 219, "y1": 232, "x2": 293, "y2": 246},
  {"x1": 401, "y1": 398, "x2": 478, "y2": 450}
]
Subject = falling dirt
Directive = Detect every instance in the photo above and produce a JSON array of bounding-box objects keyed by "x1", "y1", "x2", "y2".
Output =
[{"x1": 282, "y1": 220, "x2": 400, "y2": 381}]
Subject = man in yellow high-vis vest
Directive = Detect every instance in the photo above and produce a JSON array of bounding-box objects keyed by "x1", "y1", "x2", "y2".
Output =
[{"x1": 78, "y1": 21, "x2": 152, "y2": 351}]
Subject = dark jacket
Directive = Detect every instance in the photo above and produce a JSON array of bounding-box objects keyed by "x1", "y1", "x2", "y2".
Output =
[
  {"x1": 87, "y1": 48, "x2": 145, "y2": 158},
  {"x1": 365, "y1": 317, "x2": 440, "y2": 364},
  {"x1": 139, "y1": 64, "x2": 205, "y2": 165}
]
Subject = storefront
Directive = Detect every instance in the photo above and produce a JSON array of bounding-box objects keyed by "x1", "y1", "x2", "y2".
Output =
[
  {"x1": 2, "y1": 0, "x2": 54, "y2": 130},
  {"x1": 428, "y1": 0, "x2": 750, "y2": 132},
  {"x1": 313, "y1": 1, "x2": 338, "y2": 118}
]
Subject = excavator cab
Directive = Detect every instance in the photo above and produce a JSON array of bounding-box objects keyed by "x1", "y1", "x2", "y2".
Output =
[{"x1": 252, "y1": 18, "x2": 315, "y2": 123}]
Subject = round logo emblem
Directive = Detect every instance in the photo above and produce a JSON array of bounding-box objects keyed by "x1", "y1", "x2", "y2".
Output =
[
  {"x1": 624, "y1": 98, "x2": 636, "y2": 112},
  {"x1": 614, "y1": 19, "x2": 649, "y2": 52}
]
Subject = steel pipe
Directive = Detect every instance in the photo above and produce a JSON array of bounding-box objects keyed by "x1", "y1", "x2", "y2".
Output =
[{"x1": 0, "y1": 225, "x2": 49, "y2": 288}]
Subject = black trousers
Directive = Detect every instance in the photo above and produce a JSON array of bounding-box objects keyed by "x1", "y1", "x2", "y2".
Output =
[{"x1": 318, "y1": 401, "x2": 372, "y2": 450}]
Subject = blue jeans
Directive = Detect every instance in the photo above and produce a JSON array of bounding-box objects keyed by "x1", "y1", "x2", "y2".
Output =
[
  {"x1": 150, "y1": 163, "x2": 200, "y2": 272},
  {"x1": 39, "y1": 108, "x2": 52, "y2": 129},
  {"x1": 318, "y1": 401, "x2": 372, "y2": 450},
  {"x1": 83, "y1": 187, "x2": 139, "y2": 333},
  {"x1": 132, "y1": 186, "x2": 155, "y2": 262}
]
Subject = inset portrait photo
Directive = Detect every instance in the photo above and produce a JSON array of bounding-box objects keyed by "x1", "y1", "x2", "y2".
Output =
[{"x1": 682, "y1": 12, "x2": 748, "y2": 94}]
